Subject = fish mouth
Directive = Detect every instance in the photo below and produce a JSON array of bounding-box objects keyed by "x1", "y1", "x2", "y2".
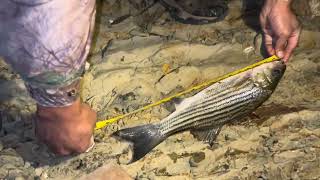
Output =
[
  {"x1": 271, "y1": 60, "x2": 286, "y2": 75},
  {"x1": 265, "y1": 60, "x2": 286, "y2": 89}
]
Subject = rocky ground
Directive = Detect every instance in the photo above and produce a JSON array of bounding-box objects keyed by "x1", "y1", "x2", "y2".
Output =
[{"x1": 0, "y1": 0, "x2": 320, "y2": 179}]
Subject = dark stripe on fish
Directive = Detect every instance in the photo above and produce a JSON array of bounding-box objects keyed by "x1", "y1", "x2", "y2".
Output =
[
  {"x1": 160, "y1": 87, "x2": 261, "y2": 135},
  {"x1": 171, "y1": 81, "x2": 254, "y2": 122}
]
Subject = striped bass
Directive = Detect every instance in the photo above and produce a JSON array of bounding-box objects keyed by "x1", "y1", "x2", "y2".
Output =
[{"x1": 113, "y1": 60, "x2": 286, "y2": 163}]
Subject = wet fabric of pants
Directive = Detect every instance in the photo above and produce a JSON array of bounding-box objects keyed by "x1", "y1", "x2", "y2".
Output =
[{"x1": 0, "y1": 0, "x2": 96, "y2": 107}]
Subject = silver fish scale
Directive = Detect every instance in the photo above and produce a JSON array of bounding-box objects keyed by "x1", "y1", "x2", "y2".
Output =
[
  {"x1": 173, "y1": 79, "x2": 253, "y2": 120},
  {"x1": 158, "y1": 79, "x2": 253, "y2": 130},
  {"x1": 158, "y1": 80, "x2": 269, "y2": 135},
  {"x1": 166, "y1": 85, "x2": 255, "y2": 129},
  {"x1": 159, "y1": 77, "x2": 252, "y2": 129}
]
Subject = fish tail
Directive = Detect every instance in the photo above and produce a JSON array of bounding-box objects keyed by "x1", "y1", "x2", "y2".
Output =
[{"x1": 112, "y1": 124, "x2": 165, "y2": 163}]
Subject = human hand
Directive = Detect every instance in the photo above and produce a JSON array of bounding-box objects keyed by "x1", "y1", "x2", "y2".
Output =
[
  {"x1": 260, "y1": 0, "x2": 300, "y2": 62},
  {"x1": 35, "y1": 99, "x2": 96, "y2": 155}
]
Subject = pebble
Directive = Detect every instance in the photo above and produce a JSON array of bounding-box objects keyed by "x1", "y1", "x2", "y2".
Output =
[
  {"x1": 24, "y1": 162, "x2": 31, "y2": 168},
  {"x1": 118, "y1": 148, "x2": 132, "y2": 165},
  {"x1": 273, "y1": 150, "x2": 305, "y2": 164},
  {"x1": 7, "y1": 169, "x2": 24, "y2": 179},
  {"x1": 228, "y1": 140, "x2": 256, "y2": 153},
  {"x1": 40, "y1": 172, "x2": 48, "y2": 179},
  {"x1": 189, "y1": 152, "x2": 205, "y2": 167},
  {"x1": 270, "y1": 113, "x2": 300, "y2": 130},
  {"x1": 35, "y1": 167, "x2": 43, "y2": 177},
  {"x1": 0, "y1": 154, "x2": 24, "y2": 167},
  {"x1": 166, "y1": 159, "x2": 190, "y2": 176},
  {"x1": 0, "y1": 168, "x2": 8, "y2": 178},
  {"x1": 79, "y1": 164, "x2": 132, "y2": 180},
  {"x1": 243, "y1": 46, "x2": 255, "y2": 55},
  {"x1": 15, "y1": 176, "x2": 25, "y2": 180},
  {"x1": 85, "y1": 62, "x2": 91, "y2": 71}
]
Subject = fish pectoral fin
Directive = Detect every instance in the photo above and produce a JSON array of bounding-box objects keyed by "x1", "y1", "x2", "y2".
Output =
[
  {"x1": 190, "y1": 126, "x2": 223, "y2": 146},
  {"x1": 172, "y1": 97, "x2": 192, "y2": 110},
  {"x1": 172, "y1": 97, "x2": 183, "y2": 108}
]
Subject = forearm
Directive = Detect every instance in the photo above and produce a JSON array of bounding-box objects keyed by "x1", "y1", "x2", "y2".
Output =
[
  {"x1": 264, "y1": 0, "x2": 292, "y2": 8},
  {"x1": 265, "y1": 0, "x2": 292, "y2": 4}
]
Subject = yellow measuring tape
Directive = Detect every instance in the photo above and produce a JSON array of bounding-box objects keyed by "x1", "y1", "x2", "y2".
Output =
[{"x1": 95, "y1": 55, "x2": 280, "y2": 130}]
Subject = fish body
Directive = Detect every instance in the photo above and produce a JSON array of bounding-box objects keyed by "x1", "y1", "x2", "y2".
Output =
[{"x1": 113, "y1": 60, "x2": 286, "y2": 163}]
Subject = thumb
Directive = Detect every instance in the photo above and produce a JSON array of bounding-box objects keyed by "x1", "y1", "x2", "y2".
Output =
[{"x1": 275, "y1": 36, "x2": 288, "y2": 59}]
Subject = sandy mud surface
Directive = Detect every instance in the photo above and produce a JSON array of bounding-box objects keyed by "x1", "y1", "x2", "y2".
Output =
[{"x1": 0, "y1": 0, "x2": 320, "y2": 179}]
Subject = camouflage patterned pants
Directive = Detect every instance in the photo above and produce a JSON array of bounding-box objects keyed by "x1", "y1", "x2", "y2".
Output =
[{"x1": 0, "y1": 0, "x2": 96, "y2": 107}]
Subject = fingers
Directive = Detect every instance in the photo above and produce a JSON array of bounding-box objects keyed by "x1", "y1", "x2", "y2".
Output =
[
  {"x1": 263, "y1": 33, "x2": 275, "y2": 55},
  {"x1": 274, "y1": 35, "x2": 288, "y2": 59},
  {"x1": 264, "y1": 32, "x2": 298, "y2": 63},
  {"x1": 259, "y1": 1, "x2": 300, "y2": 62},
  {"x1": 274, "y1": 28, "x2": 300, "y2": 63},
  {"x1": 259, "y1": 11, "x2": 274, "y2": 55},
  {"x1": 34, "y1": 100, "x2": 97, "y2": 156},
  {"x1": 283, "y1": 29, "x2": 300, "y2": 62},
  {"x1": 260, "y1": 13, "x2": 275, "y2": 56},
  {"x1": 42, "y1": 130, "x2": 94, "y2": 155}
]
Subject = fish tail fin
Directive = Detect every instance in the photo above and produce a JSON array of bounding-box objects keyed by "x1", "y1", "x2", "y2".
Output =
[{"x1": 112, "y1": 124, "x2": 165, "y2": 163}]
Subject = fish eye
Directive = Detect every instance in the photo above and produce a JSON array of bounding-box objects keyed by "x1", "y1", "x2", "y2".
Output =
[{"x1": 272, "y1": 69, "x2": 281, "y2": 76}]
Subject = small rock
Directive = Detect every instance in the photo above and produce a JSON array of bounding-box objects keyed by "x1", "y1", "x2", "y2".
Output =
[
  {"x1": 270, "y1": 113, "x2": 300, "y2": 130},
  {"x1": 118, "y1": 149, "x2": 132, "y2": 165},
  {"x1": 0, "y1": 154, "x2": 24, "y2": 167},
  {"x1": 24, "y1": 162, "x2": 31, "y2": 168},
  {"x1": 7, "y1": 169, "x2": 24, "y2": 179},
  {"x1": 273, "y1": 150, "x2": 305, "y2": 163},
  {"x1": 189, "y1": 152, "x2": 205, "y2": 167},
  {"x1": 166, "y1": 159, "x2": 190, "y2": 176},
  {"x1": 40, "y1": 172, "x2": 48, "y2": 179},
  {"x1": 0, "y1": 167, "x2": 8, "y2": 178},
  {"x1": 85, "y1": 62, "x2": 91, "y2": 71},
  {"x1": 155, "y1": 167, "x2": 168, "y2": 176},
  {"x1": 150, "y1": 26, "x2": 174, "y2": 37},
  {"x1": 128, "y1": 29, "x2": 149, "y2": 37},
  {"x1": 79, "y1": 163, "x2": 132, "y2": 180},
  {"x1": 225, "y1": 0, "x2": 242, "y2": 21},
  {"x1": 15, "y1": 176, "x2": 25, "y2": 180},
  {"x1": 218, "y1": 126, "x2": 241, "y2": 142},
  {"x1": 243, "y1": 46, "x2": 255, "y2": 55},
  {"x1": 35, "y1": 168, "x2": 43, "y2": 177},
  {"x1": 228, "y1": 140, "x2": 256, "y2": 153}
]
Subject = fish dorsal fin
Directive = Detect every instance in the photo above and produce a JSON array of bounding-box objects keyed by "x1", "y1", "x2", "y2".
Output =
[{"x1": 190, "y1": 126, "x2": 223, "y2": 146}]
